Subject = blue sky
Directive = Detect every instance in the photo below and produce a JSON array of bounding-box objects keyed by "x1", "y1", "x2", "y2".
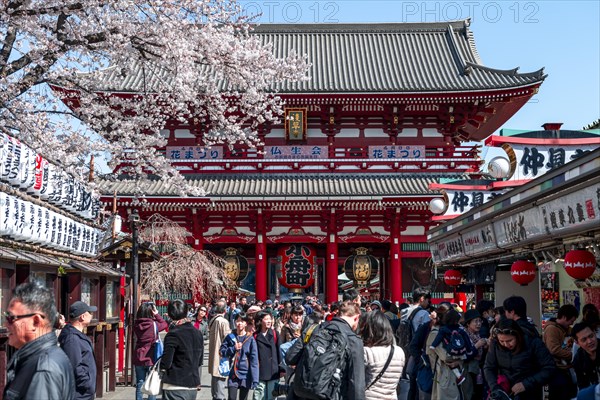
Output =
[{"x1": 240, "y1": 0, "x2": 600, "y2": 133}]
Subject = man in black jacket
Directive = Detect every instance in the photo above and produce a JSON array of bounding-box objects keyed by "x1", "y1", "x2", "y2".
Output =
[
  {"x1": 503, "y1": 296, "x2": 540, "y2": 338},
  {"x1": 3, "y1": 281, "x2": 75, "y2": 400},
  {"x1": 572, "y1": 322, "x2": 600, "y2": 390},
  {"x1": 59, "y1": 301, "x2": 98, "y2": 400}
]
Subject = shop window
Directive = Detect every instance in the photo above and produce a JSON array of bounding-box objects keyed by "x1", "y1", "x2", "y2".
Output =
[
  {"x1": 0, "y1": 267, "x2": 13, "y2": 325},
  {"x1": 106, "y1": 280, "x2": 119, "y2": 318},
  {"x1": 81, "y1": 277, "x2": 91, "y2": 305}
]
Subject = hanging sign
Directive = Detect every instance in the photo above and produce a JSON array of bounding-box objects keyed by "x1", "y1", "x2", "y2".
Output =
[
  {"x1": 461, "y1": 224, "x2": 498, "y2": 256},
  {"x1": 369, "y1": 145, "x2": 425, "y2": 159},
  {"x1": 540, "y1": 183, "x2": 600, "y2": 236},
  {"x1": 264, "y1": 145, "x2": 327, "y2": 159}
]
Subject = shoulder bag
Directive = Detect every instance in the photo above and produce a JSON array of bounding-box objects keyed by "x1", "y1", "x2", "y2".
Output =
[
  {"x1": 142, "y1": 358, "x2": 162, "y2": 396},
  {"x1": 367, "y1": 345, "x2": 395, "y2": 390},
  {"x1": 153, "y1": 321, "x2": 164, "y2": 362}
]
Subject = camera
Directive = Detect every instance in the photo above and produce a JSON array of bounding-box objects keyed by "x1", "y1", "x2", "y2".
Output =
[{"x1": 272, "y1": 382, "x2": 289, "y2": 397}]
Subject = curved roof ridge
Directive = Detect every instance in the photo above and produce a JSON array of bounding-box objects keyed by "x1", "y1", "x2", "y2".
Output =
[{"x1": 466, "y1": 62, "x2": 546, "y2": 79}]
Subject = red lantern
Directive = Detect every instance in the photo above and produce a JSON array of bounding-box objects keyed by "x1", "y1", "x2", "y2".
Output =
[
  {"x1": 511, "y1": 260, "x2": 536, "y2": 286},
  {"x1": 564, "y1": 250, "x2": 597, "y2": 280},
  {"x1": 276, "y1": 244, "x2": 316, "y2": 291},
  {"x1": 444, "y1": 269, "x2": 462, "y2": 286}
]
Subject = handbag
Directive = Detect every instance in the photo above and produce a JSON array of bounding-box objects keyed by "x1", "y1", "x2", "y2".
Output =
[
  {"x1": 367, "y1": 345, "x2": 395, "y2": 390},
  {"x1": 416, "y1": 354, "x2": 435, "y2": 394},
  {"x1": 141, "y1": 358, "x2": 162, "y2": 396},
  {"x1": 153, "y1": 321, "x2": 164, "y2": 362}
]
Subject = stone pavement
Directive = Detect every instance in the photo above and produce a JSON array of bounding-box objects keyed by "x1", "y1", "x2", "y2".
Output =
[{"x1": 102, "y1": 344, "x2": 284, "y2": 400}]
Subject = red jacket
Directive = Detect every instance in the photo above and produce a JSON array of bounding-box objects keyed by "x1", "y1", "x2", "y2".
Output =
[{"x1": 133, "y1": 314, "x2": 168, "y2": 366}]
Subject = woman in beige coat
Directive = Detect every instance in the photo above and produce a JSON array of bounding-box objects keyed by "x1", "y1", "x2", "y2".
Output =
[
  {"x1": 426, "y1": 306, "x2": 464, "y2": 400},
  {"x1": 360, "y1": 311, "x2": 406, "y2": 400}
]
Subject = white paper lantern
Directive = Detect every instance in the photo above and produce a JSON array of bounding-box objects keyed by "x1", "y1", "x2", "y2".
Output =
[
  {"x1": 487, "y1": 157, "x2": 511, "y2": 179},
  {"x1": 429, "y1": 197, "x2": 447, "y2": 214}
]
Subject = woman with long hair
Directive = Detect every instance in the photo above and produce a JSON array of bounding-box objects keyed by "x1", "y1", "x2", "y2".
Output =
[
  {"x1": 484, "y1": 318, "x2": 555, "y2": 400},
  {"x1": 161, "y1": 299, "x2": 204, "y2": 400},
  {"x1": 279, "y1": 305, "x2": 304, "y2": 345},
  {"x1": 220, "y1": 312, "x2": 259, "y2": 400},
  {"x1": 253, "y1": 311, "x2": 282, "y2": 400},
  {"x1": 359, "y1": 311, "x2": 405, "y2": 400},
  {"x1": 133, "y1": 302, "x2": 168, "y2": 400}
]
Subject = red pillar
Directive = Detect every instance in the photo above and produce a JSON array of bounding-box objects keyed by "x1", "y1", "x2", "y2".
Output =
[
  {"x1": 326, "y1": 209, "x2": 339, "y2": 304},
  {"x1": 390, "y1": 210, "x2": 403, "y2": 303},
  {"x1": 255, "y1": 209, "x2": 268, "y2": 301}
]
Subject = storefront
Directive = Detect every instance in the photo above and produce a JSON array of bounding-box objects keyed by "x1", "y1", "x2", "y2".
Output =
[{"x1": 428, "y1": 147, "x2": 600, "y2": 327}]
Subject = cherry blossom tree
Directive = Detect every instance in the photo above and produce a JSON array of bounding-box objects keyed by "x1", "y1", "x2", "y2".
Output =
[
  {"x1": 0, "y1": 0, "x2": 308, "y2": 195},
  {"x1": 138, "y1": 213, "x2": 233, "y2": 299}
]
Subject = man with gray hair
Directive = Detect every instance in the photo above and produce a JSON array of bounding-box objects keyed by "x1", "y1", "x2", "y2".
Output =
[
  {"x1": 3, "y1": 281, "x2": 75, "y2": 399},
  {"x1": 208, "y1": 299, "x2": 231, "y2": 400}
]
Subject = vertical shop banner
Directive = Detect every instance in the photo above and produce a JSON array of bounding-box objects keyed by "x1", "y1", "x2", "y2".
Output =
[
  {"x1": 562, "y1": 291, "x2": 581, "y2": 314},
  {"x1": 540, "y1": 264, "x2": 559, "y2": 326}
]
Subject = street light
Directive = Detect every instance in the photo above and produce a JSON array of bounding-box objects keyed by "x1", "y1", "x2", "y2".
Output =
[{"x1": 128, "y1": 209, "x2": 140, "y2": 318}]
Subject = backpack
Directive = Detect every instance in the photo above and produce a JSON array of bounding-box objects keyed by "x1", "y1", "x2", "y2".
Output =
[
  {"x1": 396, "y1": 306, "x2": 421, "y2": 354},
  {"x1": 293, "y1": 322, "x2": 348, "y2": 400},
  {"x1": 442, "y1": 329, "x2": 468, "y2": 357}
]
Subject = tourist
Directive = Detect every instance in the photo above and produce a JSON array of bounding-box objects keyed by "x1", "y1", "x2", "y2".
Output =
[
  {"x1": 133, "y1": 302, "x2": 168, "y2": 400},
  {"x1": 221, "y1": 312, "x2": 259, "y2": 400},
  {"x1": 462, "y1": 309, "x2": 489, "y2": 400},
  {"x1": 542, "y1": 304, "x2": 579, "y2": 400},
  {"x1": 161, "y1": 299, "x2": 204, "y2": 400},
  {"x1": 360, "y1": 311, "x2": 405, "y2": 400},
  {"x1": 3, "y1": 281, "x2": 75, "y2": 399},
  {"x1": 58, "y1": 301, "x2": 98, "y2": 400},
  {"x1": 280, "y1": 305, "x2": 304, "y2": 344},
  {"x1": 483, "y1": 318, "x2": 555, "y2": 400},
  {"x1": 572, "y1": 322, "x2": 600, "y2": 390},
  {"x1": 209, "y1": 300, "x2": 232, "y2": 400},
  {"x1": 503, "y1": 296, "x2": 539, "y2": 338},
  {"x1": 252, "y1": 311, "x2": 282, "y2": 400}
]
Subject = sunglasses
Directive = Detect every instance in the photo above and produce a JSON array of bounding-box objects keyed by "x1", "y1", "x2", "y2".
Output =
[
  {"x1": 4, "y1": 312, "x2": 46, "y2": 324},
  {"x1": 200, "y1": 309, "x2": 207, "y2": 312},
  {"x1": 494, "y1": 328, "x2": 518, "y2": 336}
]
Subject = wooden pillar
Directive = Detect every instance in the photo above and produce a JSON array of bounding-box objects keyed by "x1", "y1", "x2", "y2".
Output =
[
  {"x1": 255, "y1": 208, "x2": 268, "y2": 301},
  {"x1": 107, "y1": 323, "x2": 117, "y2": 391},
  {"x1": 326, "y1": 209, "x2": 339, "y2": 304},
  {"x1": 94, "y1": 324, "x2": 105, "y2": 398},
  {"x1": 390, "y1": 209, "x2": 403, "y2": 303}
]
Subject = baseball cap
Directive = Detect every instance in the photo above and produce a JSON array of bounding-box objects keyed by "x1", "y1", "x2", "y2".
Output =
[
  {"x1": 265, "y1": 300, "x2": 273, "y2": 306},
  {"x1": 69, "y1": 301, "x2": 97, "y2": 318}
]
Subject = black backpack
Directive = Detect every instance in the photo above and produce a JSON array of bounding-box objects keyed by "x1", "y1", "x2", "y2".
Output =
[
  {"x1": 442, "y1": 329, "x2": 468, "y2": 357},
  {"x1": 293, "y1": 322, "x2": 348, "y2": 400},
  {"x1": 396, "y1": 306, "x2": 421, "y2": 354}
]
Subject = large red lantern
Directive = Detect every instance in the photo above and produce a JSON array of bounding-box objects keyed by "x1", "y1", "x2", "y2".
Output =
[
  {"x1": 511, "y1": 260, "x2": 536, "y2": 286},
  {"x1": 564, "y1": 250, "x2": 597, "y2": 280},
  {"x1": 444, "y1": 269, "x2": 462, "y2": 286},
  {"x1": 277, "y1": 244, "x2": 316, "y2": 291}
]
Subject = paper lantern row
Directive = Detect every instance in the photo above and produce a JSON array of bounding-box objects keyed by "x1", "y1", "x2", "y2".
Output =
[
  {"x1": 0, "y1": 192, "x2": 102, "y2": 257},
  {"x1": 0, "y1": 133, "x2": 99, "y2": 221}
]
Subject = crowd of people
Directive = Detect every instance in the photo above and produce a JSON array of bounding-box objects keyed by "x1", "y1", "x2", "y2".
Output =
[{"x1": 4, "y1": 281, "x2": 600, "y2": 400}]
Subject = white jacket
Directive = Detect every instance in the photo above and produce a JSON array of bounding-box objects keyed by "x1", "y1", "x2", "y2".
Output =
[{"x1": 364, "y1": 345, "x2": 405, "y2": 400}]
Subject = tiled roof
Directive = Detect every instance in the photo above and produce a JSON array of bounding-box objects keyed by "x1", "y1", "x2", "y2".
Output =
[
  {"x1": 98, "y1": 174, "x2": 460, "y2": 198},
  {"x1": 87, "y1": 20, "x2": 544, "y2": 94}
]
